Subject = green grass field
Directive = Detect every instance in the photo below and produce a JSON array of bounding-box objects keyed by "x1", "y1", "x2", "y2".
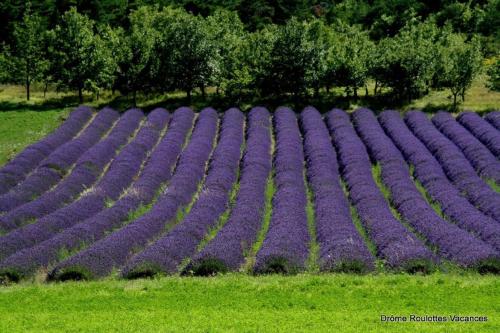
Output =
[
  {"x1": 0, "y1": 274, "x2": 498, "y2": 332},
  {"x1": 0, "y1": 85, "x2": 499, "y2": 332}
]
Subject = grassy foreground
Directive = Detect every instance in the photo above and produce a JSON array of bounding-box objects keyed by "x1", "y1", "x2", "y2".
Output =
[{"x1": 0, "y1": 274, "x2": 498, "y2": 332}]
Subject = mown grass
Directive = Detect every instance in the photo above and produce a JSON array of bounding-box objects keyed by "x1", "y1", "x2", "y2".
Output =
[{"x1": 0, "y1": 273, "x2": 498, "y2": 332}]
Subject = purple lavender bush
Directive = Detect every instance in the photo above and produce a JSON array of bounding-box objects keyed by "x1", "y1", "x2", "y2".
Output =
[
  {"x1": 301, "y1": 106, "x2": 375, "y2": 273},
  {"x1": 185, "y1": 107, "x2": 271, "y2": 275},
  {"x1": 0, "y1": 109, "x2": 144, "y2": 228},
  {"x1": 327, "y1": 109, "x2": 436, "y2": 273},
  {"x1": 458, "y1": 111, "x2": 500, "y2": 157},
  {"x1": 122, "y1": 108, "x2": 244, "y2": 278},
  {"x1": 48, "y1": 108, "x2": 218, "y2": 280},
  {"x1": 353, "y1": 108, "x2": 498, "y2": 272},
  {"x1": 379, "y1": 110, "x2": 500, "y2": 254},
  {"x1": 405, "y1": 111, "x2": 500, "y2": 223},
  {"x1": 432, "y1": 111, "x2": 500, "y2": 185},
  {"x1": 0, "y1": 108, "x2": 194, "y2": 282},
  {"x1": 485, "y1": 111, "x2": 500, "y2": 131},
  {"x1": 0, "y1": 108, "x2": 119, "y2": 214},
  {"x1": 0, "y1": 106, "x2": 93, "y2": 195},
  {"x1": 0, "y1": 109, "x2": 170, "y2": 260},
  {"x1": 253, "y1": 107, "x2": 309, "y2": 275}
]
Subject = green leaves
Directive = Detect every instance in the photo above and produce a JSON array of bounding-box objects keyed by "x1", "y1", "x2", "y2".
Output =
[
  {"x1": 50, "y1": 7, "x2": 118, "y2": 102},
  {"x1": 435, "y1": 33, "x2": 483, "y2": 108},
  {"x1": 487, "y1": 58, "x2": 500, "y2": 92},
  {"x1": 10, "y1": 2, "x2": 46, "y2": 100}
]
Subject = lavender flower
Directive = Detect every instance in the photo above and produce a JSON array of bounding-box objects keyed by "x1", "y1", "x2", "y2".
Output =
[
  {"x1": 0, "y1": 108, "x2": 194, "y2": 281},
  {"x1": 353, "y1": 108, "x2": 498, "y2": 271},
  {"x1": 485, "y1": 111, "x2": 500, "y2": 131},
  {"x1": 327, "y1": 109, "x2": 436, "y2": 272},
  {"x1": 254, "y1": 107, "x2": 309, "y2": 274},
  {"x1": 433, "y1": 111, "x2": 500, "y2": 184},
  {"x1": 301, "y1": 106, "x2": 374, "y2": 272},
  {"x1": 0, "y1": 108, "x2": 119, "y2": 214},
  {"x1": 49, "y1": 108, "x2": 218, "y2": 280},
  {"x1": 406, "y1": 111, "x2": 500, "y2": 223},
  {"x1": 0, "y1": 106, "x2": 93, "y2": 195},
  {"x1": 122, "y1": 108, "x2": 244, "y2": 278},
  {"x1": 0, "y1": 109, "x2": 170, "y2": 260},
  {"x1": 186, "y1": 107, "x2": 271, "y2": 275},
  {"x1": 379, "y1": 110, "x2": 500, "y2": 253},
  {"x1": 0, "y1": 109, "x2": 144, "y2": 228},
  {"x1": 458, "y1": 111, "x2": 500, "y2": 157}
]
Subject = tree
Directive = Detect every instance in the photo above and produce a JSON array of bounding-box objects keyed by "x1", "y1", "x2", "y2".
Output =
[
  {"x1": 304, "y1": 20, "x2": 331, "y2": 97},
  {"x1": 331, "y1": 24, "x2": 374, "y2": 98},
  {"x1": 155, "y1": 7, "x2": 217, "y2": 101},
  {"x1": 87, "y1": 24, "x2": 120, "y2": 100},
  {"x1": 12, "y1": 2, "x2": 46, "y2": 100},
  {"x1": 0, "y1": 44, "x2": 13, "y2": 84},
  {"x1": 371, "y1": 21, "x2": 439, "y2": 102},
  {"x1": 115, "y1": 6, "x2": 159, "y2": 106},
  {"x1": 435, "y1": 33, "x2": 483, "y2": 109},
  {"x1": 256, "y1": 18, "x2": 316, "y2": 98},
  {"x1": 487, "y1": 58, "x2": 500, "y2": 92},
  {"x1": 205, "y1": 9, "x2": 245, "y2": 96},
  {"x1": 50, "y1": 7, "x2": 106, "y2": 103},
  {"x1": 223, "y1": 25, "x2": 277, "y2": 99}
]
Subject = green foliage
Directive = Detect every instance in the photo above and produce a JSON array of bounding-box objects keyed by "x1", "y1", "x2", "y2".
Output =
[
  {"x1": 205, "y1": 9, "x2": 245, "y2": 96},
  {"x1": 331, "y1": 24, "x2": 374, "y2": 97},
  {"x1": 155, "y1": 7, "x2": 218, "y2": 100},
  {"x1": 114, "y1": 6, "x2": 159, "y2": 105},
  {"x1": 487, "y1": 58, "x2": 500, "y2": 92},
  {"x1": 11, "y1": 2, "x2": 46, "y2": 100},
  {"x1": 256, "y1": 18, "x2": 318, "y2": 98},
  {"x1": 0, "y1": 45, "x2": 14, "y2": 84},
  {"x1": 50, "y1": 7, "x2": 116, "y2": 103},
  {"x1": 0, "y1": 3, "x2": 497, "y2": 107},
  {"x1": 372, "y1": 21, "x2": 440, "y2": 101},
  {"x1": 435, "y1": 33, "x2": 483, "y2": 108}
]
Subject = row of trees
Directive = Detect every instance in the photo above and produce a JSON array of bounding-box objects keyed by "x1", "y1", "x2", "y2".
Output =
[{"x1": 0, "y1": 5, "x2": 491, "y2": 108}]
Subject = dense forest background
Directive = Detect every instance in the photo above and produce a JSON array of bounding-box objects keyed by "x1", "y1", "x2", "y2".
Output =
[{"x1": 0, "y1": 0, "x2": 499, "y2": 110}]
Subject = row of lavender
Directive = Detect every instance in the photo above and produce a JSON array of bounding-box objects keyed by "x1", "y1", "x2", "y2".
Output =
[
  {"x1": 354, "y1": 109, "x2": 498, "y2": 270},
  {"x1": 0, "y1": 107, "x2": 498, "y2": 281},
  {"x1": 0, "y1": 106, "x2": 93, "y2": 195}
]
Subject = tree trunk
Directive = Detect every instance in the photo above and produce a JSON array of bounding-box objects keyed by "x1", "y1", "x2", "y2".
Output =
[
  {"x1": 314, "y1": 86, "x2": 319, "y2": 98},
  {"x1": 201, "y1": 84, "x2": 206, "y2": 100},
  {"x1": 374, "y1": 81, "x2": 378, "y2": 95},
  {"x1": 186, "y1": 89, "x2": 192, "y2": 103},
  {"x1": 452, "y1": 92, "x2": 458, "y2": 110},
  {"x1": 26, "y1": 78, "x2": 30, "y2": 101},
  {"x1": 353, "y1": 87, "x2": 358, "y2": 99},
  {"x1": 326, "y1": 85, "x2": 330, "y2": 94},
  {"x1": 133, "y1": 90, "x2": 137, "y2": 107},
  {"x1": 78, "y1": 87, "x2": 83, "y2": 104},
  {"x1": 365, "y1": 84, "x2": 369, "y2": 96}
]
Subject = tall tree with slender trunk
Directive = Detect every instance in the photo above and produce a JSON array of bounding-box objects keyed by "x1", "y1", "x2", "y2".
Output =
[{"x1": 12, "y1": 2, "x2": 45, "y2": 101}]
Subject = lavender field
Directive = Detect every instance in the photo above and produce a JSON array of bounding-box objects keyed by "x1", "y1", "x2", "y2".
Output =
[{"x1": 0, "y1": 106, "x2": 499, "y2": 282}]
